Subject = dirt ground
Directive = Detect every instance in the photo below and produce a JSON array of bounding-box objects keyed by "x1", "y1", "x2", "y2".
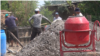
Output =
[
  {"x1": 6, "y1": 47, "x2": 21, "y2": 56},
  {"x1": 5, "y1": 42, "x2": 24, "y2": 56}
]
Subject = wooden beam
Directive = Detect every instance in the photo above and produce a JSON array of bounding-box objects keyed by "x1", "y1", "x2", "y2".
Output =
[
  {"x1": 1, "y1": 12, "x2": 12, "y2": 14},
  {"x1": 41, "y1": 23, "x2": 48, "y2": 26},
  {"x1": 87, "y1": 52, "x2": 100, "y2": 55},
  {"x1": 7, "y1": 30, "x2": 23, "y2": 47}
]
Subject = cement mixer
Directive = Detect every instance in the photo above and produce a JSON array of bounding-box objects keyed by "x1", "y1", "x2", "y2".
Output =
[{"x1": 60, "y1": 16, "x2": 100, "y2": 56}]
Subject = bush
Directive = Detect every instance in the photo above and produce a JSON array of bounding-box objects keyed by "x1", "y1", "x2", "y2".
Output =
[
  {"x1": 7, "y1": 1, "x2": 37, "y2": 26},
  {"x1": 92, "y1": 15, "x2": 100, "y2": 22},
  {"x1": 40, "y1": 7, "x2": 54, "y2": 24}
]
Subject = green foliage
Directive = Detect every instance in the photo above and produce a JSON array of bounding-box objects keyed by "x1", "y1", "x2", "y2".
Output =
[
  {"x1": 44, "y1": 1, "x2": 72, "y2": 14},
  {"x1": 58, "y1": 1, "x2": 72, "y2": 14},
  {"x1": 92, "y1": 16, "x2": 100, "y2": 22},
  {"x1": 44, "y1": 1, "x2": 51, "y2": 6},
  {"x1": 78, "y1": 1, "x2": 100, "y2": 21},
  {"x1": 40, "y1": 7, "x2": 54, "y2": 24},
  {"x1": 66, "y1": 1, "x2": 72, "y2": 6},
  {"x1": 78, "y1": 1, "x2": 100, "y2": 15},
  {"x1": 44, "y1": 1, "x2": 67, "y2": 5},
  {"x1": 58, "y1": 5, "x2": 70, "y2": 14},
  {"x1": 8, "y1": 1, "x2": 38, "y2": 26},
  {"x1": 1, "y1": 1, "x2": 9, "y2": 10},
  {"x1": 51, "y1": 1, "x2": 66, "y2": 5}
]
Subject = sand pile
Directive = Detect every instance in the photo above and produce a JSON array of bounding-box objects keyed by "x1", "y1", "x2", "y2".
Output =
[
  {"x1": 16, "y1": 20, "x2": 64, "y2": 56},
  {"x1": 16, "y1": 20, "x2": 100, "y2": 56}
]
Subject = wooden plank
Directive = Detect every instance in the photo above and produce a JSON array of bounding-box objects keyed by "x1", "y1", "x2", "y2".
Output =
[
  {"x1": 18, "y1": 27, "x2": 31, "y2": 29},
  {"x1": 87, "y1": 52, "x2": 100, "y2": 55},
  {"x1": 8, "y1": 30, "x2": 23, "y2": 47},
  {"x1": 41, "y1": 23, "x2": 48, "y2": 26},
  {"x1": 1, "y1": 12, "x2": 12, "y2": 14}
]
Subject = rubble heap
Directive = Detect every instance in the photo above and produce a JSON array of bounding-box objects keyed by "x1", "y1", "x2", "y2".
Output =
[
  {"x1": 16, "y1": 20, "x2": 100, "y2": 56},
  {"x1": 16, "y1": 20, "x2": 64, "y2": 56}
]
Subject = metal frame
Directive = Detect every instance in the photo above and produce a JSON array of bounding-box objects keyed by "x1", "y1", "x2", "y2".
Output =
[{"x1": 60, "y1": 20, "x2": 100, "y2": 56}]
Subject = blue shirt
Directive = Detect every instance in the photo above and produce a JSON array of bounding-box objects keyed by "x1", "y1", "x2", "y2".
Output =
[{"x1": 5, "y1": 16, "x2": 17, "y2": 29}]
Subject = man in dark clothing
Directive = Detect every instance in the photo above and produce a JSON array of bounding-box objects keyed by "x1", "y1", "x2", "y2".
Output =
[
  {"x1": 75, "y1": 8, "x2": 83, "y2": 16},
  {"x1": 5, "y1": 14, "x2": 19, "y2": 47},
  {"x1": 29, "y1": 8, "x2": 51, "y2": 40}
]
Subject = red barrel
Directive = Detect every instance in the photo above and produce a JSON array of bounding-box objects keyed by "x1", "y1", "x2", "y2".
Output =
[{"x1": 64, "y1": 16, "x2": 90, "y2": 45}]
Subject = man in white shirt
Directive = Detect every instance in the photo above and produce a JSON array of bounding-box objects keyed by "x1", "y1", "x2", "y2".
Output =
[
  {"x1": 75, "y1": 8, "x2": 83, "y2": 16},
  {"x1": 53, "y1": 12, "x2": 62, "y2": 21}
]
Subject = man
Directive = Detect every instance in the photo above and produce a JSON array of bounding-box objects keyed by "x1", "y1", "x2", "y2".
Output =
[
  {"x1": 5, "y1": 14, "x2": 19, "y2": 47},
  {"x1": 75, "y1": 8, "x2": 83, "y2": 16},
  {"x1": 29, "y1": 8, "x2": 51, "y2": 40},
  {"x1": 53, "y1": 12, "x2": 62, "y2": 21}
]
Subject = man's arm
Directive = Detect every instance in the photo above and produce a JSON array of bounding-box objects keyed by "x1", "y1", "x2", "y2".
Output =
[
  {"x1": 14, "y1": 17, "x2": 18, "y2": 26},
  {"x1": 15, "y1": 18, "x2": 18, "y2": 21},
  {"x1": 29, "y1": 16, "x2": 33, "y2": 28},
  {"x1": 42, "y1": 15, "x2": 51, "y2": 24},
  {"x1": 13, "y1": 16, "x2": 18, "y2": 21}
]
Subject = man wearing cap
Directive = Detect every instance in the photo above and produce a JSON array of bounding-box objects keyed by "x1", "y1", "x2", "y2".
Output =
[
  {"x1": 5, "y1": 14, "x2": 19, "y2": 47},
  {"x1": 75, "y1": 8, "x2": 83, "y2": 16},
  {"x1": 53, "y1": 12, "x2": 62, "y2": 21},
  {"x1": 29, "y1": 8, "x2": 51, "y2": 40}
]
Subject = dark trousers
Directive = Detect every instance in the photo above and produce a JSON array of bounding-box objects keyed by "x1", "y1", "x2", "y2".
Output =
[
  {"x1": 30, "y1": 27, "x2": 41, "y2": 40},
  {"x1": 6, "y1": 27, "x2": 18, "y2": 42}
]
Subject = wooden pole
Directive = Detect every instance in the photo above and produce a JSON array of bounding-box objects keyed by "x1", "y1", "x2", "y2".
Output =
[{"x1": 7, "y1": 30, "x2": 23, "y2": 47}]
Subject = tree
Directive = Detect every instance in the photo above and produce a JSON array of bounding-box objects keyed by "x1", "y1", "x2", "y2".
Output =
[
  {"x1": 78, "y1": 1, "x2": 100, "y2": 21},
  {"x1": 40, "y1": 1, "x2": 55, "y2": 24},
  {"x1": 66, "y1": 1, "x2": 73, "y2": 6},
  {"x1": 40, "y1": 7, "x2": 54, "y2": 24},
  {"x1": 1, "y1": 1, "x2": 9, "y2": 10},
  {"x1": 8, "y1": 1, "x2": 38, "y2": 26},
  {"x1": 44, "y1": 1, "x2": 67, "y2": 6},
  {"x1": 51, "y1": 1, "x2": 66, "y2": 5},
  {"x1": 44, "y1": 1, "x2": 51, "y2": 6}
]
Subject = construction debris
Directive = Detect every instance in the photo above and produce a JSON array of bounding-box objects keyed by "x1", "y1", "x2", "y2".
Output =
[
  {"x1": 16, "y1": 20, "x2": 100, "y2": 56},
  {"x1": 16, "y1": 20, "x2": 64, "y2": 56}
]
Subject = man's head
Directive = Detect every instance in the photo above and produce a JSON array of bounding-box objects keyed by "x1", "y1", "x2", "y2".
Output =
[
  {"x1": 75, "y1": 8, "x2": 80, "y2": 14},
  {"x1": 35, "y1": 8, "x2": 40, "y2": 14},
  {"x1": 5, "y1": 14, "x2": 9, "y2": 18},
  {"x1": 55, "y1": 12, "x2": 59, "y2": 18}
]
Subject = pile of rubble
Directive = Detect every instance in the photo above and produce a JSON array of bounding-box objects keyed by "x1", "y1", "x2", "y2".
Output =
[
  {"x1": 16, "y1": 20, "x2": 100, "y2": 56},
  {"x1": 16, "y1": 20, "x2": 64, "y2": 56}
]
